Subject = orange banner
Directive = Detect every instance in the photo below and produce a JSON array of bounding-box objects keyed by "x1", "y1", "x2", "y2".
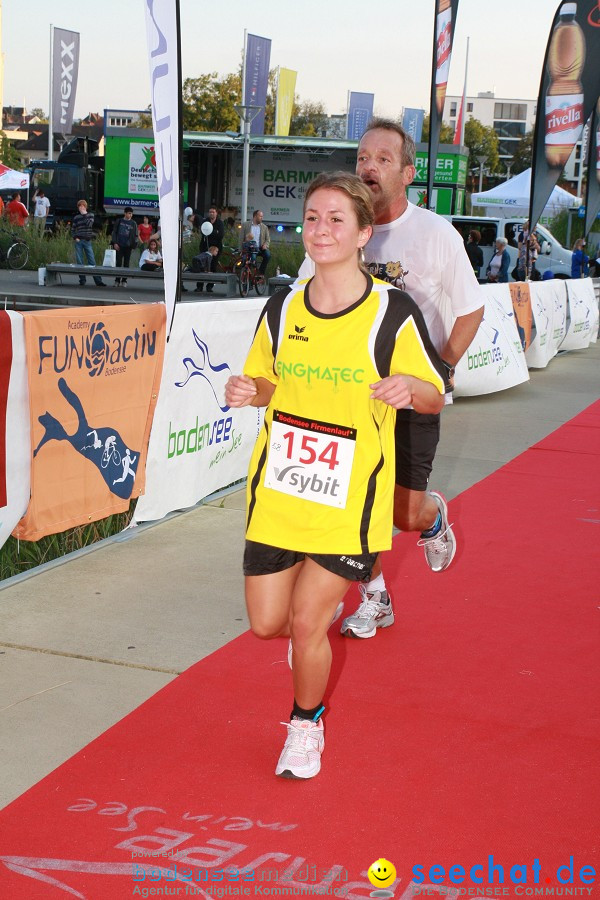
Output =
[
  {"x1": 14, "y1": 305, "x2": 166, "y2": 540},
  {"x1": 509, "y1": 282, "x2": 533, "y2": 352}
]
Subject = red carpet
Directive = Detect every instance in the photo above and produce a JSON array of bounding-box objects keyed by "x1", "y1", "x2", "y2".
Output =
[{"x1": 1, "y1": 403, "x2": 599, "y2": 899}]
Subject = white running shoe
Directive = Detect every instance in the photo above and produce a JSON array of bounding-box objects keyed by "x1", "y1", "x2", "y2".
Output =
[
  {"x1": 417, "y1": 491, "x2": 456, "y2": 573},
  {"x1": 340, "y1": 585, "x2": 394, "y2": 639},
  {"x1": 288, "y1": 600, "x2": 344, "y2": 668},
  {"x1": 275, "y1": 718, "x2": 325, "y2": 779}
]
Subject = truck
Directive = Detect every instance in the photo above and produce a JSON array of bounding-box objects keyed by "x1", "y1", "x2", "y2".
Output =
[
  {"x1": 450, "y1": 215, "x2": 573, "y2": 280},
  {"x1": 25, "y1": 131, "x2": 160, "y2": 228}
]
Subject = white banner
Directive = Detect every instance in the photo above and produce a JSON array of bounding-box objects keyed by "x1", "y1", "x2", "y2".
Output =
[
  {"x1": 144, "y1": 0, "x2": 180, "y2": 334},
  {"x1": 454, "y1": 284, "x2": 529, "y2": 397},
  {"x1": 51, "y1": 28, "x2": 80, "y2": 134},
  {"x1": 560, "y1": 278, "x2": 599, "y2": 352},
  {"x1": 525, "y1": 280, "x2": 567, "y2": 368},
  {"x1": 133, "y1": 299, "x2": 264, "y2": 524},
  {"x1": 0, "y1": 313, "x2": 30, "y2": 552}
]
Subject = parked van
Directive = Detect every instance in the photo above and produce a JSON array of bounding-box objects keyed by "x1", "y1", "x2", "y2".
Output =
[{"x1": 450, "y1": 216, "x2": 573, "y2": 280}]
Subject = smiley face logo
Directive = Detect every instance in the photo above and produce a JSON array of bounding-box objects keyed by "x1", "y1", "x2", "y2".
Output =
[{"x1": 368, "y1": 859, "x2": 397, "y2": 889}]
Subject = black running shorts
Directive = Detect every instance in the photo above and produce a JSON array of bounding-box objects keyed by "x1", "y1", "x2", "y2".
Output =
[
  {"x1": 395, "y1": 408, "x2": 441, "y2": 492},
  {"x1": 243, "y1": 541, "x2": 377, "y2": 583}
]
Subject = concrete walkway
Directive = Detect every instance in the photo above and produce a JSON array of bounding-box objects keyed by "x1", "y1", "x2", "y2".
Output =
[{"x1": 0, "y1": 270, "x2": 598, "y2": 810}]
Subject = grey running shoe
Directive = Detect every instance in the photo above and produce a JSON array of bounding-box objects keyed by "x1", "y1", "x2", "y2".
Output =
[
  {"x1": 417, "y1": 490, "x2": 456, "y2": 573},
  {"x1": 275, "y1": 718, "x2": 324, "y2": 779},
  {"x1": 288, "y1": 600, "x2": 344, "y2": 668},
  {"x1": 340, "y1": 585, "x2": 394, "y2": 639}
]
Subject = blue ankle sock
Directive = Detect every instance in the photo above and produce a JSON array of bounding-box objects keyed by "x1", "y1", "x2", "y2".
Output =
[{"x1": 421, "y1": 511, "x2": 442, "y2": 538}]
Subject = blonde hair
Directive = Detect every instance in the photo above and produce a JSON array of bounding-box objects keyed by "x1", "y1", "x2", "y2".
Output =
[
  {"x1": 304, "y1": 171, "x2": 374, "y2": 232},
  {"x1": 77, "y1": 199, "x2": 88, "y2": 209}
]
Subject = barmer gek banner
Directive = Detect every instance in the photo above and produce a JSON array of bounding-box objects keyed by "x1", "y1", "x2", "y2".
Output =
[
  {"x1": 427, "y1": 0, "x2": 460, "y2": 210},
  {"x1": 530, "y1": 1, "x2": 600, "y2": 230},
  {"x1": 52, "y1": 28, "x2": 80, "y2": 134},
  {"x1": 244, "y1": 33, "x2": 271, "y2": 136}
]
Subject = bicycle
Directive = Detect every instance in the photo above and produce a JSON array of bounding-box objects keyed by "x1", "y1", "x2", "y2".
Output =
[
  {"x1": 234, "y1": 250, "x2": 267, "y2": 298},
  {"x1": 0, "y1": 232, "x2": 29, "y2": 269}
]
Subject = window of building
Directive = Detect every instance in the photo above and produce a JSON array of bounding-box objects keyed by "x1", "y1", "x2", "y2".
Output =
[
  {"x1": 467, "y1": 103, "x2": 473, "y2": 113},
  {"x1": 494, "y1": 121, "x2": 526, "y2": 138},
  {"x1": 494, "y1": 102, "x2": 527, "y2": 120},
  {"x1": 574, "y1": 163, "x2": 580, "y2": 177},
  {"x1": 450, "y1": 102, "x2": 457, "y2": 117}
]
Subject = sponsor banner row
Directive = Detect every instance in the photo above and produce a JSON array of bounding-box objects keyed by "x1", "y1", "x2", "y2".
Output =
[{"x1": 0, "y1": 283, "x2": 597, "y2": 553}]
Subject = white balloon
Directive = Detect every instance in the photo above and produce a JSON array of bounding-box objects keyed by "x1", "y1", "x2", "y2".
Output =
[{"x1": 201, "y1": 221, "x2": 213, "y2": 236}]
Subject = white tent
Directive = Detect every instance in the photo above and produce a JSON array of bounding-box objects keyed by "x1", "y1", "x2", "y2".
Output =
[
  {"x1": 0, "y1": 164, "x2": 29, "y2": 192},
  {"x1": 471, "y1": 168, "x2": 581, "y2": 219}
]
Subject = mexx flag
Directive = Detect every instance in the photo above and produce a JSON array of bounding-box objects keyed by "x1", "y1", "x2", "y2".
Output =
[{"x1": 52, "y1": 28, "x2": 80, "y2": 134}]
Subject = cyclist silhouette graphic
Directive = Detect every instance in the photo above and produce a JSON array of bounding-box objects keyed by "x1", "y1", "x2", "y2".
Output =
[{"x1": 33, "y1": 377, "x2": 139, "y2": 500}]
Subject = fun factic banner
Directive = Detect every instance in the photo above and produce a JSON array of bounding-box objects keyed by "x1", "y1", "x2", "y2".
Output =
[
  {"x1": 133, "y1": 299, "x2": 264, "y2": 524},
  {"x1": 0, "y1": 312, "x2": 31, "y2": 553},
  {"x1": 346, "y1": 92, "x2": 375, "y2": 141},
  {"x1": 583, "y1": 97, "x2": 600, "y2": 239},
  {"x1": 453, "y1": 284, "x2": 530, "y2": 397},
  {"x1": 14, "y1": 306, "x2": 166, "y2": 542},
  {"x1": 275, "y1": 68, "x2": 297, "y2": 136},
  {"x1": 529, "y1": 1, "x2": 600, "y2": 230},
  {"x1": 51, "y1": 28, "x2": 80, "y2": 134},
  {"x1": 525, "y1": 280, "x2": 568, "y2": 368},
  {"x1": 144, "y1": 0, "x2": 183, "y2": 336},
  {"x1": 427, "y1": 0, "x2": 460, "y2": 209},
  {"x1": 244, "y1": 33, "x2": 271, "y2": 136}
]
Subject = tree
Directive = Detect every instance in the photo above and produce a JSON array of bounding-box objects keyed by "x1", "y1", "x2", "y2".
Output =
[
  {"x1": 0, "y1": 132, "x2": 23, "y2": 170},
  {"x1": 29, "y1": 107, "x2": 48, "y2": 123},
  {"x1": 289, "y1": 100, "x2": 327, "y2": 137},
  {"x1": 421, "y1": 116, "x2": 455, "y2": 144},
  {"x1": 511, "y1": 129, "x2": 533, "y2": 174},
  {"x1": 182, "y1": 72, "x2": 241, "y2": 132},
  {"x1": 464, "y1": 117, "x2": 500, "y2": 174},
  {"x1": 131, "y1": 106, "x2": 153, "y2": 129}
]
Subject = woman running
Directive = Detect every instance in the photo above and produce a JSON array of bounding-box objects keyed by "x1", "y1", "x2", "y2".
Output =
[{"x1": 225, "y1": 171, "x2": 448, "y2": 780}]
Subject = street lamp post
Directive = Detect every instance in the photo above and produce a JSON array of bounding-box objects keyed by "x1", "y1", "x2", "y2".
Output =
[
  {"x1": 477, "y1": 155, "x2": 487, "y2": 193},
  {"x1": 505, "y1": 162, "x2": 513, "y2": 181},
  {"x1": 233, "y1": 104, "x2": 263, "y2": 224}
]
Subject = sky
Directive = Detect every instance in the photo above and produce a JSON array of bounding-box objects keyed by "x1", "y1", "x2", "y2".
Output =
[{"x1": 2, "y1": 0, "x2": 562, "y2": 122}]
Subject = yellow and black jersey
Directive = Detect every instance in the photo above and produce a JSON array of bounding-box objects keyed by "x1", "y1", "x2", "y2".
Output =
[{"x1": 243, "y1": 275, "x2": 446, "y2": 555}]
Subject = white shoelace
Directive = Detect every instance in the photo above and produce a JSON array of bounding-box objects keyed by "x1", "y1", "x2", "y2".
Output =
[
  {"x1": 355, "y1": 594, "x2": 385, "y2": 619},
  {"x1": 417, "y1": 522, "x2": 453, "y2": 551},
  {"x1": 280, "y1": 720, "x2": 321, "y2": 749}
]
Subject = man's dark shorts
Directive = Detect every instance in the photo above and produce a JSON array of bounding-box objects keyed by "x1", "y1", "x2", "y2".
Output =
[
  {"x1": 395, "y1": 408, "x2": 441, "y2": 492},
  {"x1": 243, "y1": 541, "x2": 377, "y2": 583}
]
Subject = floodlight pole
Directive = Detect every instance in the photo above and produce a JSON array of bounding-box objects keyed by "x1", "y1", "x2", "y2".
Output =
[
  {"x1": 477, "y1": 155, "x2": 487, "y2": 194},
  {"x1": 234, "y1": 104, "x2": 262, "y2": 223}
]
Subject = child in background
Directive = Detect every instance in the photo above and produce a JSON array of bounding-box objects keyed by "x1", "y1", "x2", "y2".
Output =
[{"x1": 241, "y1": 232, "x2": 259, "y2": 265}]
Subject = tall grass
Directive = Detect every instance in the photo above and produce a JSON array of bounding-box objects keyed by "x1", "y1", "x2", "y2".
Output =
[{"x1": 0, "y1": 503, "x2": 136, "y2": 581}]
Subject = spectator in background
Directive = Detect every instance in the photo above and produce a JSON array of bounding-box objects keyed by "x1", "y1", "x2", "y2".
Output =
[
  {"x1": 486, "y1": 236, "x2": 510, "y2": 283},
  {"x1": 183, "y1": 205, "x2": 194, "y2": 242},
  {"x1": 241, "y1": 232, "x2": 259, "y2": 265},
  {"x1": 0, "y1": 196, "x2": 4, "y2": 216},
  {"x1": 516, "y1": 221, "x2": 540, "y2": 281},
  {"x1": 139, "y1": 238, "x2": 163, "y2": 271},
  {"x1": 196, "y1": 206, "x2": 224, "y2": 293},
  {"x1": 240, "y1": 209, "x2": 271, "y2": 275},
  {"x1": 6, "y1": 192, "x2": 29, "y2": 227},
  {"x1": 138, "y1": 215, "x2": 153, "y2": 245},
  {"x1": 111, "y1": 207, "x2": 139, "y2": 287},
  {"x1": 465, "y1": 229, "x2": 483, "y2": 279},
  {"x1": 71, "y1": 199, "x2": 106, "y2": 287},
  {"x1": 571, "y1": 238, "x2": 589, "y2": 279},
  {"x1": 32, "y1": 189, "x2": 50, "y2": 231}
]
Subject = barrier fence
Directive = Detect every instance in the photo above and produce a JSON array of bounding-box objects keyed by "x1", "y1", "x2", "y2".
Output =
[{"x1": 0, "y1": 279, "x2": 598, "y2": 559}]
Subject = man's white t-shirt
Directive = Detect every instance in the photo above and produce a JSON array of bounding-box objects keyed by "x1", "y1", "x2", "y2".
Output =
[
  {"x1": 251, "y1": 223, "x2": 261, "y2": 246},
  {"x1": 34, "y1": 196, "x2": 50, "y2": 217},
  {"x1": 299, "y1": 201, "x2": 483, "y2": 354}
]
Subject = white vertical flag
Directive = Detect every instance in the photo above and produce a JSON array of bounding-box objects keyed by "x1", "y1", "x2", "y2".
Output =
[{"x1": 144, "y1": 0, "x2": 182, "y2": 335}]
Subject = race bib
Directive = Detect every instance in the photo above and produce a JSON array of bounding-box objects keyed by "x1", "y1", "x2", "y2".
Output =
[{"x1": 264, "y1": 410, "x2": 357, "y2": 508}]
